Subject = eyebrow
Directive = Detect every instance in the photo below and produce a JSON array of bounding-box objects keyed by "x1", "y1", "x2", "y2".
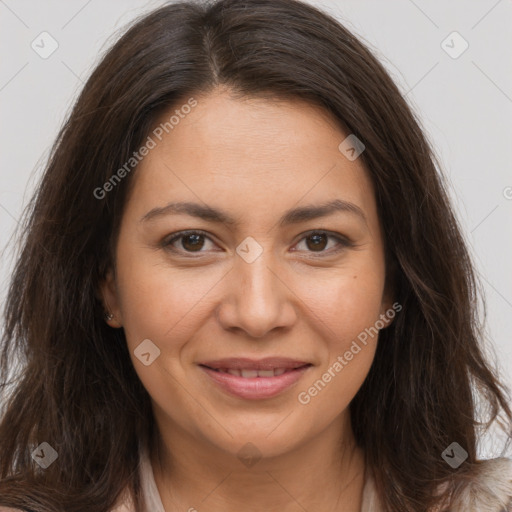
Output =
[{"x1": 140, "y1": 198, "x2": 367, "y2": 227}]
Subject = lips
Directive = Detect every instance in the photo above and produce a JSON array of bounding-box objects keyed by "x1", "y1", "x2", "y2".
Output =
[
  {"x1": 199, "y1": 357, "x2": 311, "y2": 371},
  {"x1": 198, "y1": 357, "x2": 313, "y2": 400}
]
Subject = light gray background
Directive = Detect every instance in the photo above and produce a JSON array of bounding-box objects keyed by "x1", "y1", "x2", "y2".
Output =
[{"x1": 1, "y1": 0, "x2": 511, "y2": 457}]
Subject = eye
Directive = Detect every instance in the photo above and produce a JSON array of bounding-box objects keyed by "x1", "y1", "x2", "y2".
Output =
[
  {"x1": 162, "y1": 229, "x2": 351, "y2": 257},
  {"x1": 292, "y1": 230, "x2": 352, "y2": 255},
  {"x1": 163, "y1": 230, "x2": 216, "y2": 254}
]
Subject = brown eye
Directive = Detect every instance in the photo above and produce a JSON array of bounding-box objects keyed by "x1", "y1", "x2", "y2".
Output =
[
  {"x1": 180, "y1": 233, "x2": 205, "y2": 252},
  {"x1": 163, "y1": 230, "x2": 216, "y2": 254},
  {"x1": 294, "y1": 231, "x2": 350, "y2": 255},
  {"x1": 305, "y1": 233, "x2": 328, "y2": 252}
]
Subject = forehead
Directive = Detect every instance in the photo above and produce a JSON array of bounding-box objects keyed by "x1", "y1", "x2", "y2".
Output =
[
  {"x1": 149, "y1": 90, "x2": 349, "y2": 168},
  {"x1": 127, "y1": 89, "x2": 378, "y2": 229}
]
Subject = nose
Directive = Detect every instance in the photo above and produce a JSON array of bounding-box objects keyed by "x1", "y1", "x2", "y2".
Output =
[{"x1": 215, "y1": 250, "x2": 297, "y2": 339}]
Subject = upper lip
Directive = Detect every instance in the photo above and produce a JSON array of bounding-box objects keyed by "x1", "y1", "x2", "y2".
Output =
[{"x1": 199, "y1": 357, "x2": 312, "y2": 371}]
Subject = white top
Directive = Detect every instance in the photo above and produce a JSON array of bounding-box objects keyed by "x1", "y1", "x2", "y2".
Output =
[{"x1": 139, "y1": 445, "x2": 166, "y2": 512}]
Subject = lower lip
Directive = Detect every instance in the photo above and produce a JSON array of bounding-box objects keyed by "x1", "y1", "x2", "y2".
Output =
[{"x1": 199, "y1": 365, "x2": 311, "y2": 400}]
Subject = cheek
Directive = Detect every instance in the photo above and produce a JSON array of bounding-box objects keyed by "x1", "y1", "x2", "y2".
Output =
[
  {"x1": 295, "y1": 262, "x2": 386, "y2": 341},
  {"x1": 114, "y1": 253, "x2": 212, "y2": 428},
  {"x1": 115, "y1": 248, "x2": 220, "y2": 351},
  {"x1": 292, "y1": 264, "x2": 384, "y2": 398},
  {"x1": 294, "y1": 274, "x2": 383, "y2": 424}
]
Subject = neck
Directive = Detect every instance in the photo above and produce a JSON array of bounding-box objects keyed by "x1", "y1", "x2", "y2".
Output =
[{"x1": 150, "y1": 411, "x2": 366, "y2": 512}]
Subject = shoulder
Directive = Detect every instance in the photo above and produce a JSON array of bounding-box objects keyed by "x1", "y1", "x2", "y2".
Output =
[
  {"x1": 363, "y1": 457, "x2": 512, "y2": 512},
  {"x1": 447, "y1": 457, "x2": 512, "y2": 512}
]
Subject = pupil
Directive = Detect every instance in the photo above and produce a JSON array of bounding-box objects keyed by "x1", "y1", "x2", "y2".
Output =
[
  {"x1": 307, "y1": 233, "x2": 327, "y2": 251},
  {"x1": 183, "y1": 234, "x2": 203, "y2": 251}
]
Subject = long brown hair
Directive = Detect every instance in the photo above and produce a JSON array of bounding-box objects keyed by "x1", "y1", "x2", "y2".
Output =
[{"x1": 1, "y1": 0, "x2": 510, "y2": 510}]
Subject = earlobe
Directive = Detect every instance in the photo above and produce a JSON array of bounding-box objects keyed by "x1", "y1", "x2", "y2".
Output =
[
  {"x1": 379, "y1": 304, "x2": 394, "y2": 329},
  {"x1": 99, "y1": 269, "x2": 123, "y2": 328},
  {"x1": 379, "y1": 285, "x2": 397, "y2": 329},
  {"x1": 380, "y1": 260, "x2": 398, "y2": 329},
  {"x1": 379, "y1": 297, "x2": 401, "y2": 330}
]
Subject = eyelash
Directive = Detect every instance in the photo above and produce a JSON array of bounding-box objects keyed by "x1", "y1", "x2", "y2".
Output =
[{"x1": 162, "y1": 229, "x2": 352, "y2": 257}]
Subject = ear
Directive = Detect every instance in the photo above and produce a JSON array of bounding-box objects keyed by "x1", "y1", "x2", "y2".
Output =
[
  {"x1": 99, "y1": 268, "x2": 123, "y2": 328},
  {"x1": 378, "y1": 262, "x2": 398, "y2": 329},
  {"x1": 378, "y1": 291, "x2": 397, "y2": 330}
]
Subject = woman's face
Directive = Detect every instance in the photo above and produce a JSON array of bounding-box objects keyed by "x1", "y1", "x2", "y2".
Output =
[{"x1": 102, "y1": 88, "x2": 392, "y2": 459}]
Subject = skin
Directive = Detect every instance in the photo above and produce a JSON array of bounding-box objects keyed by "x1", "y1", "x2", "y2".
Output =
[{"x1": 101, "y1": 86, "x2": 394, "y2": 512}]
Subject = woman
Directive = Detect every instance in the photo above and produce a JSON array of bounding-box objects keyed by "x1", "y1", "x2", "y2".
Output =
[{"x1": 0, "y1": 0, "x2": 511, "y2": 511}]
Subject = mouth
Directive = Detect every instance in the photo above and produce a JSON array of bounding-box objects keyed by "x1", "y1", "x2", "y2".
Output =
[{"x1": 198, "y1": 357, "x2": 313, "y2": 400}]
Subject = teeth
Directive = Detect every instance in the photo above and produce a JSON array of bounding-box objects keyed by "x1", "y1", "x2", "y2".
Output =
[
  {"x1": 241, "y1": 369, "x2": 259, "y2": 378},
  {"x1": 215, "y1": 368, "x2": 296, "y2": 377}
]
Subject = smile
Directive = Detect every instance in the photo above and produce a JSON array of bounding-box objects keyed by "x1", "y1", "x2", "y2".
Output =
[
  {"x1": 198, "y1": 357, "x2": 313, "y2": 400},
  {"x1": 209, "y1": 367, "x2": 293, "y2": 377}
]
